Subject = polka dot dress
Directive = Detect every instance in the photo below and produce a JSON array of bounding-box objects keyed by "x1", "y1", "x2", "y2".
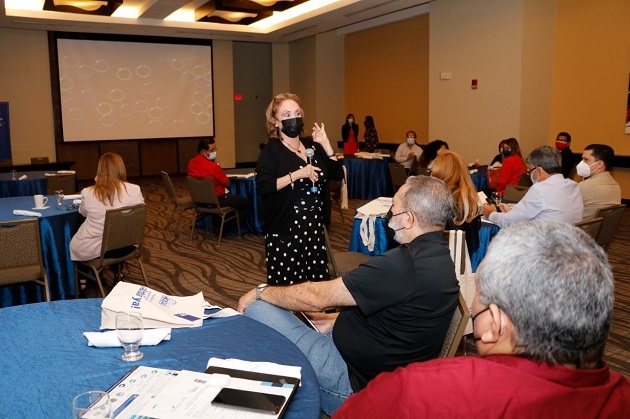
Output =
[{"x1": 265, "y1": 163, "x2": 330, "y2": 285}]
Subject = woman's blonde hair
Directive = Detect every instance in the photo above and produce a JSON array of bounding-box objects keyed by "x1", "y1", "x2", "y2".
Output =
[
  {"x1": 265, "y1": 93, "x2": 302, "y2": 140},
  {"x1": 431, "y1": 151, "x2": 480, "y2": 225},
  {"x1": 92, "y1": 152, "x2": 128, "y2": 206}
]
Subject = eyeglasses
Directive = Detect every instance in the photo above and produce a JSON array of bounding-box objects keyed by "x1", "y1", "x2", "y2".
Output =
[
  {"x1": 471, "y1": 306, "x2": 491, "y2": 342},
  {"x1": 525, "y1": 167, "x2": 537, "y2": 176}
]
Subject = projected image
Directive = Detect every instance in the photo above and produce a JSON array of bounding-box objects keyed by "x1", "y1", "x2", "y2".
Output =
[{"x1": 57, "y1": 39, "x2": 214, "y2": 142}]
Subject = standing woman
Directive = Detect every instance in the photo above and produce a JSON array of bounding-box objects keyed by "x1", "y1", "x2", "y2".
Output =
[
  {"x1": 363, "y1": 116, "x2": 380, "y2": 152},
  {"x1": 257, "y1": 93, "x2": 344, "y2": 285},
  {"x1": 70, "y1": 153, "x2": 144, "y2": 283},
  {"x1": 342, "y1": 113, "x2": 359, "y2": 155}
]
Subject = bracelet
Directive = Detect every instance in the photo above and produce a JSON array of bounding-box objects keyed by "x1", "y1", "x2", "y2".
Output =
[{"x1": 289, "y1": 172, "x2": 294, "y2": 189}]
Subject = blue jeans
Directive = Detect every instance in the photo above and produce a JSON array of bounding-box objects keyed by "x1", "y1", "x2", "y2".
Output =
[{"x1": 245, "y1": 301, "x2": 353, "y2": 416}]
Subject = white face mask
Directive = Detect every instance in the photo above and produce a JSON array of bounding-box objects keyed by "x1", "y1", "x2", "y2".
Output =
[
  {"x1": 576, "y1": 160, "x2": 598, "y2": 178},
  {"x1": 207, "y1": 151, "x2": 217, "y2": 161},
  {"x1": 406, "y1": 137, "x2": 415, "y2": 145},
  {"x1": 348, "y1": 119, "x2": 354, "y2": 124}
]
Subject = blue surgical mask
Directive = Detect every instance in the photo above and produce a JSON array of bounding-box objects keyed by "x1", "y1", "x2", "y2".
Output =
[{"x1": 530, "y1": 168, "x2": 538, "y2": 184}]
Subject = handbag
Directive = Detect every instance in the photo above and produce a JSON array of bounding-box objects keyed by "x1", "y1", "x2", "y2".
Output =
[
  {"x1": 101, "y1": 282, "x2": 213, "y2": 330},
  {"x1": 447, "y1": 230, "x2": 475, "y2": 335}
]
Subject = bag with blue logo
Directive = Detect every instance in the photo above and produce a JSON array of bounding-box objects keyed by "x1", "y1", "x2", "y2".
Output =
[{"x1": 100, "y1": 282, "x2": 213, "y2": 329}]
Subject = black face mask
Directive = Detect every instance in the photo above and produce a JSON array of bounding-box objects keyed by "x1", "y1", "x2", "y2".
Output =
[{"x1": 280, "y1": 117, "x2": 304, "y2": 138}]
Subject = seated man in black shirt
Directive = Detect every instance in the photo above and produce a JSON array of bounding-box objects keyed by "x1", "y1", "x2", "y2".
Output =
[{"x1": 238, "y1": 176, "x2": 459, "y2": 416}]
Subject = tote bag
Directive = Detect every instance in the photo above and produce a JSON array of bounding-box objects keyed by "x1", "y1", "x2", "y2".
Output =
[
  {"x1": 447, "y1": 230, "x2": 475, "y2": 335},
  {"x1": 101, "y1": 282, "x2": 213, "y2": 330}
]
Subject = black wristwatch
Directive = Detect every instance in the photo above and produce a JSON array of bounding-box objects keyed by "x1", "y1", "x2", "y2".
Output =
[{"x1": 256, "y1": 284, "x2": 269, "y2": 301}]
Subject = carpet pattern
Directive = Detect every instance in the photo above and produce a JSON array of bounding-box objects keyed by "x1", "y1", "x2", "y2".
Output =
[{"x1": 129, "y1": 176, "x2": 629, "y2": 377}]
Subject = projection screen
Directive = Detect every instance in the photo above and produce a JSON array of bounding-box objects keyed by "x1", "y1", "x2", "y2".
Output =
[{"x1": 53, "y1": 35, "x2": 214, "y2": 142}]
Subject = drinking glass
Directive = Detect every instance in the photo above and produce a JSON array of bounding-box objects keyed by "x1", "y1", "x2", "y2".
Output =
[
  {"x1": 54, "y1": 190, "x2": 64, "y2": 207},
  {"x1": 72, "y1": 390, "x2": 111, "y2": 418},
  {"x1": 491, "y1": 191, "x2": 502, "y2": 206},
  {"x1": 10, "y1": 170, "x2": 17, "y2": 180},
  {"x1": 116, "y1": 312, "x2": 144, "y2": 362}
]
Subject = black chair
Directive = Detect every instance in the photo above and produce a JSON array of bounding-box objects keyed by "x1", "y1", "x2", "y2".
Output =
[
  {"x1": 46, "y1": 174, "x2": 76, "y2": 195},
  {"x1": 31, "y1": 157, "x2": 49, "y2": 165}
]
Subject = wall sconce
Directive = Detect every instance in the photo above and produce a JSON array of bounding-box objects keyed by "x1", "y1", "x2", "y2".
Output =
[{"x1": 43, "y1": 0, "x2": 123, "y2": 16}]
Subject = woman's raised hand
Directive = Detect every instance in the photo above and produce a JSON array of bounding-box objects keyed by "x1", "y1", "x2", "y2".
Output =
[{"x1": 312, "y1": 122, "x2": 329, "y2": 144}]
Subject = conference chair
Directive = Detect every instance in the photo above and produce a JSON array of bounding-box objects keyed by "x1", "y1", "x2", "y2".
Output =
[
  {"x1": 323, "y1": 227, "x2": 371, "y2": 278},
  {"x1": 439, "y1": 291, "x2": 469, "y2": 358},
  {"x1": 75, "y1": 204, "x2": 149, "y2": 298},
  {"x1": 388, "y1": 163, "x2": 408, "y2": 193},
  {"x1": 187, "y1": 176, "x2": 240, "y2": 247},
  {"x1": 31, "y1": 157, "x2": 49, "y2": 165},
  {"x1": 46, "y1": 173, "x2": 76, "y2": 195},
  {"x1": 503, "y1": 184, "x2": 529, "y2": 203},
  {"x1": 517, "y1": 173, "x2": 533, "y2": 187},
  {"x1": 574, "y1": 217, "x2": 603, "y2": 241},
  {"x1": 328, "y1": 179, "x2": 345, "y2": 224},
  {"x1": 594, "y1": 204, "x2": 626, "y2": 251},
  {"x1": 161, "y1": 171, "x2": 194, "y2": 231},
  {"x1": 0, "y1": 219, "x2": 50, "y2": 302}
]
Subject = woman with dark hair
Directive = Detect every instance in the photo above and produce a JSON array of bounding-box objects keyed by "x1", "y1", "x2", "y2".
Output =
[
  {"x1": 256, "y1": 93, "x2": 344, "y2": 285},
  {"x1": 490, "y1": 139, "x2": 507, "y2": 166},
  {"x1": 431, "y1": 151, "x2": 481, "y2": 256},
  {"x1": 363, "y1": 116, "x2": 380, "y2": 152},
  {"x1": 418, "y1": 139, "x2": 449, "y2": 169},
  {"x1": 494, "y1": 137, "x2": 526, "y2": 194},
  {"x1": 342, "y1": 113, "x2": 359, "y2": 155}
]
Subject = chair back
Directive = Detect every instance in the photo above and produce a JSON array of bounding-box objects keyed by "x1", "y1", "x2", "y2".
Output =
[
  {"x1": 187, "y1": 176, "x2": 222, "y2": 209},
  {"x1": 503, "y1": 184, "x2": 529, "y2": 203},
  {"x1": 161, "y1": 171, "x2": 178, "y2": 203},
  {"x1": 46, "y1": 174, "x2": 76, "y2": 195},
  {"x1": 594, "y1": 204, "x2": 626, "y2": 250},
  {"x1": 517, "y1": 173, "x2": 533, "y2": 187},
  {"x1": 439, "y1": 292, "x2": 469, "y2": 358},
  {"x1": 100, "y1": 204, "x2": 147, "y2": 260},
  {"x1": 388, "y1": 163, "x2": 408, "y2": 192},
  {"x1": 31, "y1": 157, "x2": 49, "y2": 165},
  {"x1": 574, "y1": 217, "x2": 603, "y2": 241},
  {"x1": 0, "y1": 219, "x2": 49, "y2": 300},
  {"x1": 408, "y1": 157, "x2": 419, "y2": 176}
]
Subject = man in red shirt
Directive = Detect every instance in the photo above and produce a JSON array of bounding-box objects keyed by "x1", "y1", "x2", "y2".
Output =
[
  {"x1": 334, "y1": 220, "x2": 629, "y2": 418},
  {"x1": 187, "y1": 138, "x2": 250, "y2": 211}
]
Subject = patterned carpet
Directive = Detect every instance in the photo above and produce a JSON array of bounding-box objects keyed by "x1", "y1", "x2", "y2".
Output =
[{"x1": 124, "y1": 176, "x2": 629, "y2": 377}]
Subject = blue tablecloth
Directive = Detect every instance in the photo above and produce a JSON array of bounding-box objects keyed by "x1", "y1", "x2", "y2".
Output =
[
  {"x1": 348, "y1": 217, "x2": 500, "y2": 272},
  {"x1": 342, "y1": 157, "x2": 393, "y2": 199},
  {"x1": 229, "y1": 177, "x2": 263, "y2": 235},
  {"x1": 0, "y1": 195, "x2": 84, "y2": 307},
  {"x1": 0, "y1": 299, "x2": 320, "y2": 419},
  {"x1": 471, "y1": 173, "x2": 488, "y2": 191},
  {"x1": 0, "y1": 170, "x2": 49, "y2": 197}
]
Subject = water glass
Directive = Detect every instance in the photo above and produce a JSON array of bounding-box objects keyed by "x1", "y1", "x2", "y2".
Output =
[
  {"x1": 10, "y1": 170, "x2": 17, "y2": 180},
  {"x1": 491, "y1": 191, "x2": 502, "y2": 206},
  {"x1": 54, "y1": 190, "x2": 64, "y2": 207},
  {"x1": 72, "y1": 390, "x2": 111, "y2": 418},
  {"x1": 116, "y1": 312, "x2": 144, "y2": 362}
]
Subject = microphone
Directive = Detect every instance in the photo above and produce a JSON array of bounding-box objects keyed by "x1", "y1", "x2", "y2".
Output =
[{"x1": 304, "y1": 148, "x2": 317, "y2": 192}]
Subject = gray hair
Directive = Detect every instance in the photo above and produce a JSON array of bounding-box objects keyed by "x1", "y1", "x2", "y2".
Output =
[
  {"x1": 401, "y1": 176, "x2": 453, "y2": 228},
  {"x1": 476, "y1": 221, "x2": 613, "y2": 367},
  {"x1": 526, "y1": 146, "x2": 562, "y2": 174}
]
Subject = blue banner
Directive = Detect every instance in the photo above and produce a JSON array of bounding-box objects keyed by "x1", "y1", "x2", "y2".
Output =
[{"x1": 0, "y1": 102, "x2": 11, "y2": 162}]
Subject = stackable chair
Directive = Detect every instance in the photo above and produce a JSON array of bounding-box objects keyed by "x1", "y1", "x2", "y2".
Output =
[
  {"x1": 594, "y1": 204, "x2": 626, "y2": 251},
  {"x1": 75, "y1": 204, "x2": 149, "y2": 298},
  {"x1": 161, "y1": 171, "x2": 194, "y2": 231},
  {"x1": 438, "y1": 292, "x2": 469, "y2": 358},
  {"x1": 574, "y1": 218, "x2": 603, "y2": 241},
  {"x1": 0, "y1": 219, "x2": 50, "y2": 302}
]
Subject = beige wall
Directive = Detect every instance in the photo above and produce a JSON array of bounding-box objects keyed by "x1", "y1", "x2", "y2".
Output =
[
  {"x1": 345, "y1": 15, "x2": 430, "y2": 145},
  {"x1": 551, "y1": 0, "x2": 630, "y2": 197},
  {"x1": 210, "y1": 40, "x2": 236, "y2": 168},
  {"x1": 0, "y1": 29, "x2": 55, "y2": 165},
  {"x1": 429, "y1": 0, "x2": 525, "y2": 164}
]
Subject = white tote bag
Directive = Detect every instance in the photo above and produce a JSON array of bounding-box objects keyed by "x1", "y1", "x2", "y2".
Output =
[
  {"x1": 101, "y1": 282, "x2": 213, "y2": 330},
  {"x1": 448, "y1": 230, "x2": 475, "y2": 335}
]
